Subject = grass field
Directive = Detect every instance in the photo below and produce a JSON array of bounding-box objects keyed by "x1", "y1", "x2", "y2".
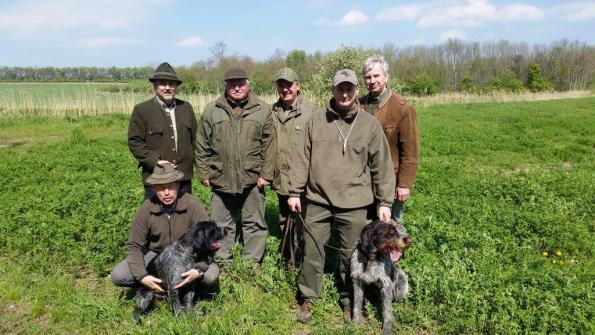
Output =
[{"x1": 0, "y1": 94, "x2": 593, "y2": 334}]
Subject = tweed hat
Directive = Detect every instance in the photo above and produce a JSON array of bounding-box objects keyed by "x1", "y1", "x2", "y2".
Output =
[
  {"x1": 275, "y1": 67, "x2": 300, "y2": 82},
  {"x1": 149, "y1": 62, "x2": 182, "y2": 84},
  {"x1": 224, "y1": 67, "x2": 249, "y2": 81},
  {"x1": 145, "y1": 163, "x2": 184, "y2": 185},
  {"x1": 333, "y1": 69, "x2": 358, "y2": 86}
]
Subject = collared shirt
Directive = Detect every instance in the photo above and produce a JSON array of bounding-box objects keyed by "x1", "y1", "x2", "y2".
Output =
[
  {"x1": 364, "y1": 87, "x2": 390, "y2": 116},
  {"x1": 226, "y1": 95, "x2": 248, "y2": 118},
  {"x1": 155, "y1": 97, "x2": 178, "y2": 151}
]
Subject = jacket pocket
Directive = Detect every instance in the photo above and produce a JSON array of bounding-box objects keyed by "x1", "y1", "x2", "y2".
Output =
[
  {"x1": 209, "y1": 161, "x2": 225, "y2": 184},
  {"x1": 147, "y1": 127, "x2": 164, "y2": 148}
]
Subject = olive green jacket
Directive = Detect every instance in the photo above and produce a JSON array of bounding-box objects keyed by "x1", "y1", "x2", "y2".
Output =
[
  {"x1": 126, "y1": 193, "x2": 209, "y2": 281},
  {"x1": 271, "y1": 95, "x2": 318, "y2": 195},
  {"x1": 195, "y1": 93, "x2": 275, "y2": 194},
  {"x1": 128, "y1": 97, "x2": 197, "y2": 183},
  {"x1": 289, "y1": 100, "x2": 395, "y2": 209}
]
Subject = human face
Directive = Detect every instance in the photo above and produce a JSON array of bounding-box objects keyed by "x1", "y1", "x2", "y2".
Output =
[
  {"x1": 332, "y1": 82, "x2": 359, "y2": 112},
  {"x1": 225, "y1": 79, "x2": 250, "y2": 103},
  {"x1": 153, "y1": 80, "x2": 178, "y2": 103},
  {"x1": 153, "y1": 182, "x2": 179, "y2": 206},
  {"x1": 276, "y1": 80, "x2": 300, "y2": 107},
  {"x1": 363, "y1": 63, "x2": 388, "y2": 97}
]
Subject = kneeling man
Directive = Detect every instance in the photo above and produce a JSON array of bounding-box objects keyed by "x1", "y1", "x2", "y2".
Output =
[{"x1": 111, "y1": 163, "x2": 218, "y2": 293}]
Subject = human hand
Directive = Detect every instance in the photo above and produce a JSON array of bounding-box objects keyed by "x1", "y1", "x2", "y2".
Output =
[
  {"x1": 140, "y1": 275, "x2": 165, "y2": 293},
  {"x1": 288, "y1": 197, "x2": 301, "y2": 213},
  {"x1": 378, "y1": 206, "x2": 391, "y2": 222},
  {"x1": 202, "y1": 179, "x2": 210, "y2": 187},
  {"x1": 395, "y1": 187, "x2": 411, "y2": 202},
  {"x1": 257, "y1": 177, "x2": 270, "y2": 188},
  {"x1": 157, "y1": 160, "x2": 177, "y2": 169},
  {"x1": 174, "y1": 269, "x2": 203, "y2": 289}
]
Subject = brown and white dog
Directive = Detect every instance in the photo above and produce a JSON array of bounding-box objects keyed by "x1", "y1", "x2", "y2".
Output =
[{"x1": 350, "y1": 220, "x2": 412, "y2": 335}]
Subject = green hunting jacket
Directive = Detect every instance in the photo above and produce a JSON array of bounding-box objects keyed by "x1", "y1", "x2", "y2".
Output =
[
  {"x1": 126, "y1": 193, "x2": 209, "y2": 281},
  {"x1": 289, "y1": 99, "x2": 395, "y2": 209},
  {"x1": 128, "y1": 97, "x2": 198, "y2": 183},
  {"x1": 195, "y1": 93, "x2": 275, "y2": 194},
  {"x1": 271, "y1": 95, "x2": 318, "y2": 195}
]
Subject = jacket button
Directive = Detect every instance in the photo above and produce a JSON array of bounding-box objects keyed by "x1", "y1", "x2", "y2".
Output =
[
  {"x1": 170, "y1": 125, "x2": 173, "y2": 127},
  {"x1": 172, "y1": 148, "x2": 176, "y2": 151},
  {"x1": 171, "y1": 136, "x2": 174, "y2": 139}
]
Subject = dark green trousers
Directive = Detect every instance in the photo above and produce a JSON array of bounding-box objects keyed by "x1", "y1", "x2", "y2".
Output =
[
  {"x1": 211, "y1": 185, "x2": 267, "y2": 262},
  {"x1": 297, "y1": 202, "x2": 368, "y2": 306}
]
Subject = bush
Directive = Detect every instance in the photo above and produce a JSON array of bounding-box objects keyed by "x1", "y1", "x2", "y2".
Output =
[
  {"x1": 305, "y1": 46, "x2": 374, "y2": 105},
  {"x1": 404, "y1": 74, "x2": 440, "y2": 96},
  {"x1": 458, "y1": 77, "x2": 478, "y2": 93},
  {"x1": 527, "y1": 63, "x2": 554, "y2": 92},
  {"x1": 487, "y1": 70, "x2": 526, "y2": 92}
]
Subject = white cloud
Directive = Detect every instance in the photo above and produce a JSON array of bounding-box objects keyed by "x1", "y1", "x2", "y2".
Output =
[
  {"x1": 314, "y1": 17, "x2": 330, "y2": 27},
  {"x1": 553, "y1": 2, "x2": 595, "y2": 22},
  {"x1": 498, "y1": 4, "x2": 544, "y2": 21},
  {"x1": 174, "y1": 36, "x2": 205, "y2": 48},
  {"x1": 338, "y1": 10, "x2": 369, "y2": 27},
  {"x1": 0, "y1": 0, "x2": 172, "y2": 36},
  {"x1": 440, "y1": 30, "x2": 467, "y2": 41},
  {"x1": 417, "y1": 0, "x2": 543, "y2": 28},
  {"x1": 79, "y1": 36, "x2": 143, "y2": 48},
  {"x1": 375, "y1": 5, "x2": 421, "y2": 22}
]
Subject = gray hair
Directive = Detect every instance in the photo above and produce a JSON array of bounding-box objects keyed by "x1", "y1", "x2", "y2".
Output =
[{"x1": 361, "y1": 55, "x2": 389, "y2": 76}]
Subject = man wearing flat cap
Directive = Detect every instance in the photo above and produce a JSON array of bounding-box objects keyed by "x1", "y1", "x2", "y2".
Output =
[
  {"x1": 128, "y1": 62, "x2": 198, "y2": 199},
  {"x1": 288, "y1": 69, "x2": 395, "y2": 323},
  {"x1": 111, "y1": 163, "x2": 219, "y2": 293},
  {"x1": 195, "y1": 67, "x2": 274, "y2": 265},
  {"x1": 271, "y1": 67, "x2": 318, "y2": 268}
]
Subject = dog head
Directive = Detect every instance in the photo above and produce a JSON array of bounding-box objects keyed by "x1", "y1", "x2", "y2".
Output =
[
  {"x1": 179, "y1": 220, "x2": 225, "y2": 257},
  {"x1": 358, "y1": 221, "x2": 412, "y2": 263}
]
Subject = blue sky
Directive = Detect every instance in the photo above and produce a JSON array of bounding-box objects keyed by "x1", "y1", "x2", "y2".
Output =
[{"x1": 0, "y1": 0, "x2": 593, "y2": 67}]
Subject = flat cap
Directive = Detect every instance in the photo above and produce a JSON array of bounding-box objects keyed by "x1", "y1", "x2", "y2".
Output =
[
  {"x1": 145, "y1": 163, "x2": 184, "y2": 185},
  {"x1": 333, "y1": 69, "x2": 358, "y2": 87},
  {"x1": 224, "y1": 67, "x2": 249, "y2": 81},
  {"x1": 275, "y1": 67, "x2": 299, "y2": 82}
]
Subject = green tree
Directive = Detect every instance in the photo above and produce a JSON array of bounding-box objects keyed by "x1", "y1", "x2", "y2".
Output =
[
  {"x1": 527, "y1": 63, "x2": 553, "y2": 92},
  {"x1": 307, "y1": 46, "x2": 373, "y2": 105},
  {"x1": 404, "y1": 74, "x2": 440, "y2": 96},
  {"x1": 286, "y1": 49, "x2": 307, "y2": 77},
  {"x1": 488, "y1": 70, "x2": 525, "y2": 92}
]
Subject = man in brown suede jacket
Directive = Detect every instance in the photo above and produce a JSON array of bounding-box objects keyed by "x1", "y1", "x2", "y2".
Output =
[
  {"x1": 289, "y1": 69, "x2": 395, "y2": 323},
  {"x1": 360, "y1": 55, "x2": 420, "y2": 225},
  {"x1": 128, "y1": 62, "x2": 198, "y2": 199},
  {"x1": 110, "y1": 164, "x2": 218, "y2": 293}
]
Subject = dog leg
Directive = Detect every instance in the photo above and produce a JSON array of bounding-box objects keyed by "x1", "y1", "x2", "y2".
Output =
[
  {"x1": 183, "y1": 283, "x2": 195, "y2": 314},
  {"x1": 381, "y1": 281, "x2": 394, "y2": 335},
  {"x1": 168, "y1": 288, "x2": 184, "y2": 317},
  {"x1": 393, "y1": 268, "x2": 409, "y2": 301},
  {"x1": 352, "y1": 279, "x2": 364, "y2": 324},
  {"x1": 133, "y1": 288, "x2": 154, "y2": 324}
]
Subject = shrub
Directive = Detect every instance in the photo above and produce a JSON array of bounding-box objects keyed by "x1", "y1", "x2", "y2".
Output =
[
  {"x1": 404, "y1": 74, "x2": 440, "y2": 96},
  {"x1": 487, "y1": 70, "x2": 526, "y2": 92},
  {"x1": 527, "y1": 63, "x2": 554, "y2": 92}
]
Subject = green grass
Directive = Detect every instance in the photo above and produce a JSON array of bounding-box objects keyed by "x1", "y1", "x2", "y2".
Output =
[{"x1": 0, "y1": 97, "x2": 593, "y2": 334}]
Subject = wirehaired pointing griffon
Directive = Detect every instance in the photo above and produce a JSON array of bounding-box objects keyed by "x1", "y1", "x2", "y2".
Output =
[
  {"x1": 133, "y1": 221, "x2": 224, "y2": 322},
  {"x1": 350, "y1": 220, "x2": 412, "y2": 335}
]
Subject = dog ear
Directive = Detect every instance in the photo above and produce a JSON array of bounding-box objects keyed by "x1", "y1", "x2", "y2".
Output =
[
  {"x1": 359, "y1": 222, "x2": 378, "y2": 261},
  {"x1": 180, "y1": 223, "x2": 199, "y2": 246}
]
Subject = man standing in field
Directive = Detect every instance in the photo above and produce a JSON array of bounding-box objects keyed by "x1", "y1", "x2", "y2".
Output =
[
  {"x1": 128, "y1": 62, "x2": 197, "y2": 200},
  {"x1": 194, "y1": 67, "x2": 275, "y2": 266},
  {"x1": 360, "y1": 55, "x2": 419, "y2": 225},
  {"x1": 110, "y1": 163, "x2": 219, "y2": 293},
  {"x1": 270, "y1": 67, "x2": 318, "y2": 268},
  {"x1": 288, "y1": 69, "x2": 395, "y2": 323}
]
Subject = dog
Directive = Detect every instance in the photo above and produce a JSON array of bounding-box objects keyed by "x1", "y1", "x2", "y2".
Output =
[
  {"x1": 350, "y1": 220, "x2": 412, "y2": 335},
  {"x1": 133, "y1": 220, "x2": 224, "y2": 322}
]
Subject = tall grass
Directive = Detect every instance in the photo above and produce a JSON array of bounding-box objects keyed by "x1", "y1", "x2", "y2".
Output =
[{"x1": 1, "y1": 82, "x2": 593, "y2": 118}]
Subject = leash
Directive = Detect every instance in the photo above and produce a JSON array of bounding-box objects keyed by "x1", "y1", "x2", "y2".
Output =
[{"x1": 295, "y1": 212, "x2": 355, "y2": 254}]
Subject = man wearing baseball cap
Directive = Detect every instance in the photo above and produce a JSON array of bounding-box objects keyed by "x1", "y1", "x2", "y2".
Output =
[
  {"x1": 110, "y1": 163, "x2": 219, "y2": 294},
  {"x1": 271, "y1": 67, "x2": 318, "y2": 269},
  {"x1": 195, "y1": 67, "x2": 274, "y2": 266},
  {"x1": 288, "y1": 69, "x2": 395, "y2": 323},
  {"x1": 128, "y1": 62, "x2": 198, "y2": 199}
]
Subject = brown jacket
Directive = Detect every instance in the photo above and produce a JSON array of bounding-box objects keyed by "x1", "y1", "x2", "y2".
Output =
[
  {"x1": 271, "y1": 95, "x2": 318, "y2": 195},
  {"x1": 126, "y1": 193, "x2": 209, "y2": 281},
  {"x1": 289, "y1": 100, "x2": 395, "y2": 209},
  {"x1": 359, "y1": 90, "x2": 419, "y2": 189},
  {"x1": 195, "y1": 93, "x2": 275, "y2": 194},
  {"x1": 128, "y1": 97, "x2": 198, "y2": 183}
]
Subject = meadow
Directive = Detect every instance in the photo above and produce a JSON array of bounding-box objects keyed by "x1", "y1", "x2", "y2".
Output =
[{"x1": 0, "y1": 85, "x2": 593, "y2": 334}]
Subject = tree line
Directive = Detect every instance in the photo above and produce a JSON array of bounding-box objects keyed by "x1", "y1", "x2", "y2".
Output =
[{"x1": 1, "y1": 38, "x2": 593, "y2": 96}]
